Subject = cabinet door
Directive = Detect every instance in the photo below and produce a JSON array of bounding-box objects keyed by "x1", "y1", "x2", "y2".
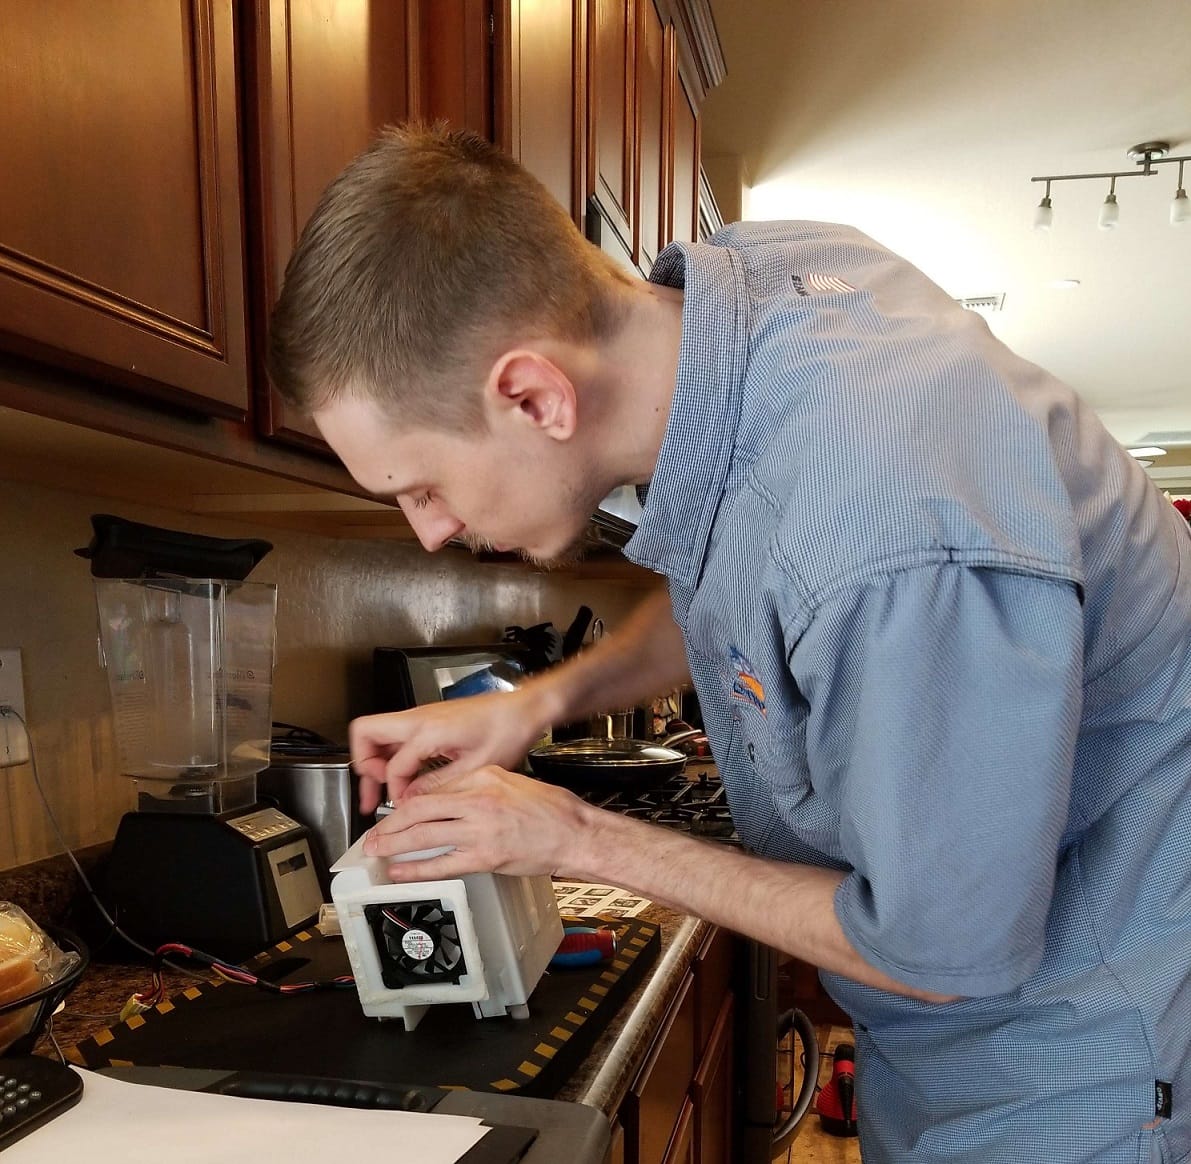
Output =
[
  {"x1": 693, "y1": 927, "x2": 734, "y2": 1059},
  {"x1": 247, "y1": 0, "x2": 491, "y2": 452},
  {"x1": 692, "y1": 995, "x2": 734, "y2": 1164},
  {"x1": 587, "y1": 0, "x2": 635, "y2": 255},
  {"x1": 667, "y1": 57, "x2": 699, "y2": 245},
  {"x1": 635, "y1": 0, "x2": 667, "y2": 269},
  {"x1": 500, "y1": 0, "x2": 585, "y2": 223},
  {"x1": 246, "y1": 0, "x2": 412, "y2": 450},
  {"x1": 662, "y1": 1098, "x2": 696, "y2": 1164},
  {"x1": 631, "y1": 972, "x2": 696, "y2": 1164},
  {"x1": 0, "y1": 1, "x2": 248, "y2": 417},
  {"x1": 606, "y1": 1117, "x2": 626, "y2": 1164}
]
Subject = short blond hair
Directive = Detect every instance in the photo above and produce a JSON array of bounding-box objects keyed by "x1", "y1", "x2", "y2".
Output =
[{"x1": 268, "y1": 125, "x2": 630, "y2": 430}]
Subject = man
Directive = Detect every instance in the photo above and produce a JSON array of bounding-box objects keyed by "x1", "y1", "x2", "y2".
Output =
[{"x1": 269, "y1": 125, "x2": 1191, "y2": 1163}]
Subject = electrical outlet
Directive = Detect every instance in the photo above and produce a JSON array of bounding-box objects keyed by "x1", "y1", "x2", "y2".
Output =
[
  {"x1": 0, "y1": 649, "x2": 30, "y2": 768},
  {"x1": 0, "y1": 712, "x2": 29, "y2": 768},
  {"x1": 0, "y1": 650, "x2": 26, "y2": 721}
]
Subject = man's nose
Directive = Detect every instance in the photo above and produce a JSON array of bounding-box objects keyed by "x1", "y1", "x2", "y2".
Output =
[{"x1": 399, "y1": 499, "x2": 464, "y2": 552}]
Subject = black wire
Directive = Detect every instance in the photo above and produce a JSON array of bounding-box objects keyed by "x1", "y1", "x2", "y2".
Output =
[
  {"x1": 3, "y1": 707, "x2": 221, "y2": 983},
  {"x1": 3, "y1": 707, "x2": 355, "y2": 1007}
]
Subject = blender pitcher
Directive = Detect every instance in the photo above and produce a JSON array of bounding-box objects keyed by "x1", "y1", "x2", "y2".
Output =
[{"x1": 95, "y1": 576, "x2": 277, "y2": 812}]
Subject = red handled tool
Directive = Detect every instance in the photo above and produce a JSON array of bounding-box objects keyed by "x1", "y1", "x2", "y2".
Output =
[
  {"x1": 550, "y1": 923, "x2": 617, "y2": 968},
  {"x1": 815, "y1": 1042, "x2": 858, "y2": 1136}
]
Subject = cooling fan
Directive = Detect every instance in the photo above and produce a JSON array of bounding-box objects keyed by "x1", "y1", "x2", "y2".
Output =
[{"x1": 366, "y1": 900, "x2": 467, "y2": 988}]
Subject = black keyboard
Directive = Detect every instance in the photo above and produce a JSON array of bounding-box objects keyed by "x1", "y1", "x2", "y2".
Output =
[{"x1": 0, "y1": 1056, "x2": 83, "y2": 1151}]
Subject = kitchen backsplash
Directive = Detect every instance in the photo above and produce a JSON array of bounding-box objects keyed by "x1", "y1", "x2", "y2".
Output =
[{"x1": 0, "y1": 477, "x2": 655, "y2": 870}]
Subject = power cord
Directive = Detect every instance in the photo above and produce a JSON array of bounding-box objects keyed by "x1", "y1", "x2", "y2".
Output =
[
  {"x1": 0, "y1": 704, "x2": 197, "y2": 971},
  {"x1": 0, "y1": 706, "x2": 353, "y2": 1010}
]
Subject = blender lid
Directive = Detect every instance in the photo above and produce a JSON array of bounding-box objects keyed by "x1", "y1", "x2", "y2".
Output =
[{"x1": 75, "y1": 513, "x2": 272, "y2": 580}]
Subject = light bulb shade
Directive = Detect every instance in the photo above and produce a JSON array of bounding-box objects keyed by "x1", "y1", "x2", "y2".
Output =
[
  {"x1": 1033, "y1": 197, "x2": 1053, "y2": 231},
  {"x1": 1172, "y1": 189, "x2": 1190, "y2": 226},
  {"x1": 1098, "y1": 193, "x2": 1120, "y2": 230}
]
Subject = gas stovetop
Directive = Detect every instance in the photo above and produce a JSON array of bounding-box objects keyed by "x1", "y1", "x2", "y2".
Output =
[{"x1": 583, "y1": 765, "x2": 738, "y2": 843}]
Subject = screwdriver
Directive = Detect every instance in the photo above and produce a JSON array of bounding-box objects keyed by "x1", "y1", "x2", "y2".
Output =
[{"x1": 550, "y1": 923, "x2": 617, "y2": 967}]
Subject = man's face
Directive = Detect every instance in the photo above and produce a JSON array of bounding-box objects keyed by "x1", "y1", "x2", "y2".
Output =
[{"x1": 313, "y1": 395, "x2": 601, "y2": 567}]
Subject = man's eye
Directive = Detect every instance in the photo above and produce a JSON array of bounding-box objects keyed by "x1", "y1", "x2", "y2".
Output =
[{"x1": 411, "y1": 492, "x2": 432, "y2": 510}]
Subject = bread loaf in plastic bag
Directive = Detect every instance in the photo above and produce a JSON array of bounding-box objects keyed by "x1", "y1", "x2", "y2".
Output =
[{"x1": 0, "y1": 903, "x2": 81, "y2": 1053}]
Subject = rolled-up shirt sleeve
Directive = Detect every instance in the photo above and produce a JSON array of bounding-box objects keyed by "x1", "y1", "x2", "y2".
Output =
[{"x1": 789, "y1": 564, "x2": 1084, "y2": 997}]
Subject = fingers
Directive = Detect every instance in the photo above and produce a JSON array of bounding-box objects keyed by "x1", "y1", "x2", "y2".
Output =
[
  {"x1": 385, "y1": 850, "x2": 481, "y2": 883},
  {"x1": 349, "y1": 711, "x2": 442, "y2": 809},
  {"x1": 366, "y1": 787, "x2": 476, "y2": 855},
  {"x1": 357, "y1": 774, "x2": 384, "y2": 816},
  {"x1": 364, "y1": 798, "x2": 490, "y2": 880}
]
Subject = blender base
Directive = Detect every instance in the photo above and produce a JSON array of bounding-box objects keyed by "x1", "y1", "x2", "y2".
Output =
[{"x1": 104, "y1": 806, "x2": 323, "y2": 963}]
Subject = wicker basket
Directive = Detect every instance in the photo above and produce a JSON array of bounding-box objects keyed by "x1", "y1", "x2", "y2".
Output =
[{"x1": 0, "y1": 926, "x2": 89, "y2": 1056}]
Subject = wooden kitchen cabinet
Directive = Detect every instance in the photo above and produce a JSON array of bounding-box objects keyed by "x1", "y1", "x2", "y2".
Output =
[
  {"x1": 0, "y1": 0, "x2": 249, "y2": 417},
  {"x1": 692, "y1": 995, "x2": 734, "y2": 1164},
  {"x1": 585, "y1": 0, "x2": 724, "y2": 268},
  {"x1": 692, "y1": 928, "x2": 736, "y2": 1164},
  {"x1": 607, "y1": 1118, "x2": 627, "y2": 1164},
  {"x1": 612, "y1": 926, "x2": 740, "y2": 1164},
  {"x1": 635, "y1": 0, "x2": 667, "y2": 269},
  {"x1": 498, "y1": 0, "x2": 587, "y2": 225},
  {"x1": 662, "y1": 1099, "x2": 696, "y2": 1164},
  {"x1": 693, "y1": 926, "x2": 733, "y2": 1057},
  {"x1": 244, "y1": 0, "x2": 492, "y2": 452},
  {"x1": 669, "y1": 68, "x2": 700, "y2": 245},
  {"x1": 627, "y1": 971, "x2": 696, "y2": 1164},
  {"x1": 0, "y1": 0, "x2": 722, "y2": 549},
  {"x1": 587, "y1": 0, "x2": 636, "y2": 256}
]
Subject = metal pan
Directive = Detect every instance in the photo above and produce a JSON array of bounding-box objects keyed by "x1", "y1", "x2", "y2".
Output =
[{"x1": 526, "y1": 729, "x2": 702, "y2": 793}]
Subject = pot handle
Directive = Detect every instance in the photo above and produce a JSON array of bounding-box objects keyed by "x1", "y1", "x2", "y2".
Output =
[{"x1": 659, "y1": 727, "x2": 706, "y2": 749}]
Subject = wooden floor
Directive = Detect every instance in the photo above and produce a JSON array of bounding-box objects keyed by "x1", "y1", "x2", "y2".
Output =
[{"x1": 773, "y1": 1026, "x2": 863, "y2": 1164}]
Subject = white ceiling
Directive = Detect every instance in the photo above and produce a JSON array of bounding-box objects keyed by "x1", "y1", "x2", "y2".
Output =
[{"x1": 700, "y1": 0, "x2": 1191, "y2": 490}]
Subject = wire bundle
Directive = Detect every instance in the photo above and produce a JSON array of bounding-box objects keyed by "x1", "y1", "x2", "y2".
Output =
[{"x1": 127, "y1": 942, "x2": 354, "y2": 1017}]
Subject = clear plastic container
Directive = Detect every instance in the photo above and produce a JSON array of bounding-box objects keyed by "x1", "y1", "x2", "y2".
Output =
[{"x1": 95, "y1": 578, "x2": 277, "y2": 790}]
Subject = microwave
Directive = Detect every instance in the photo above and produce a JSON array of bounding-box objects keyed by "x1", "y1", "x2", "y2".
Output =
[{"x1": 373, "y1": 643, "x2": 535, "y2": 713}]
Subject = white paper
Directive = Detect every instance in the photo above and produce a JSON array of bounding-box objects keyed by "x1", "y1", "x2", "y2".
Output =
[
  {"x1": 551, "y1": 881, "x2": 652, "y2": 918},
  {"x1": 3, "y1": 1068, "x2": 488, "y2": 1163}
]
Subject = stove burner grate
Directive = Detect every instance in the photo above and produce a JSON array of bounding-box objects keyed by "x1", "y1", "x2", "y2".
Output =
[{"x1": 586, "y1": 767, "x2": 738, "y2": 844}]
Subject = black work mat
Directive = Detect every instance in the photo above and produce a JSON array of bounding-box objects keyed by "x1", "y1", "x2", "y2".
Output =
[{"x1": 69, "y1": 919, "x2": 660, "y2": 1099}]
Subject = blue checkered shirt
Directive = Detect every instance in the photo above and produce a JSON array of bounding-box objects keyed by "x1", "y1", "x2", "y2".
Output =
[{"x1": 628, "y1": 221, "x2": 1191, "y2": 1163}]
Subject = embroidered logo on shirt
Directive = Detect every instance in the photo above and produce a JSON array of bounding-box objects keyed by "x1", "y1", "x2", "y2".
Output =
[
  {"x1": 729, "y1": 646, "x2": 767, "y2": 717},
  {"x1": 791, "y1": 273, "x2": 856, "y2": 296}
]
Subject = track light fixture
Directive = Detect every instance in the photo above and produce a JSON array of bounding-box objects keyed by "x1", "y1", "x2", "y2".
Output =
[{"x1": 1030, "y1": 141, "x2": 1191, "y2": 230}]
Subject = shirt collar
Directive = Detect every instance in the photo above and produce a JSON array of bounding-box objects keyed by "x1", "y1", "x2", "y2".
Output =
[{"x1": 624, "y1": 241, "x2": 749, "y2": 588}]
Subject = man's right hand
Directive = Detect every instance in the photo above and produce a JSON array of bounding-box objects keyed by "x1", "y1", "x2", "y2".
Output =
[{"x1": 348, "y1": 683, "x2": 560, "y2": 813}]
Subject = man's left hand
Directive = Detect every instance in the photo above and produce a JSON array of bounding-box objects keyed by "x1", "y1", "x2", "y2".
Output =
[{"x1": 361, "y1": 765, "x2": 596, "y2": 882}]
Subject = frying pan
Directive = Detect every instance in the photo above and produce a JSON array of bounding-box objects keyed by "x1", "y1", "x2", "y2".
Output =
[{"x1": 526, "y1": 728, "x2": 704, "y2": 793}]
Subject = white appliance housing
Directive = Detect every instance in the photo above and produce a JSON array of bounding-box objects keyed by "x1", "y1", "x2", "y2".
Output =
[{"x1": 330, "y1": 836, "x2": 562, "y2": 1032}]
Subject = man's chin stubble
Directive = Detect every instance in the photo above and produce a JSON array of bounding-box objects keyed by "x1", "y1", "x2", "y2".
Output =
[
  {"x1": 518, "y1": 538, "x2": 588, "y2": 571},
  {"x1": 461, "y1": 532, "x2": 588, "y2": 570}
]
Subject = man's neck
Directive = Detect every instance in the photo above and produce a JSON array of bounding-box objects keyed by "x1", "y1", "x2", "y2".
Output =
[{"x1": 588, "y1": 279, "x2": 684, "y2": 486}]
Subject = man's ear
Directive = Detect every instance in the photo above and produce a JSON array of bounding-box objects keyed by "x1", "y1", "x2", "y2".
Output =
[{"x1": 484, "y1": 350, "x2": 577, "y2": 440}]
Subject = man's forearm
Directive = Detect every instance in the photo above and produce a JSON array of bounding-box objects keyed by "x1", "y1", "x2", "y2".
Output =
[
  {"x1": 572, "y1": 805, "x2": 955, "y2": 1003},
  {"x1": 528, "y1": 589, "x2": 690, "y2": 726}
]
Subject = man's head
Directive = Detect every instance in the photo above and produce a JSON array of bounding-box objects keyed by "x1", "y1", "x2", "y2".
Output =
[{"x1": 267, "y1": 124, "x2": 631, "y2": 433}]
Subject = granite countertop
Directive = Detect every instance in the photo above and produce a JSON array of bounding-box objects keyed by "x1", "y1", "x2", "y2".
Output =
[
  {"x1": 557, "y1": 905, "x2": 708, "y2": 1114},
  {"x1": 2, "y1": 849, "x2": 709, "y2": 1116}
]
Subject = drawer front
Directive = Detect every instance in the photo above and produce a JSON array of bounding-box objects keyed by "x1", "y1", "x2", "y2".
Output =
[
  {"x1": 633, "y1": 972, "x2": 696, "y2": 1164},
  {"x1": 694, "y1": 927, "x2": 733, "y2": 1056}
]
